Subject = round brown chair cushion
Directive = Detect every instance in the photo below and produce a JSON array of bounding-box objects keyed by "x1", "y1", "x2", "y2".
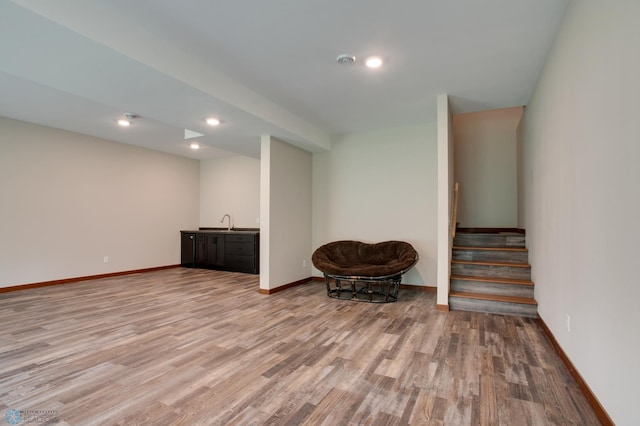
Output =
[{"x1": 312, "y1": 240, "x2": 418, "y2": 278}]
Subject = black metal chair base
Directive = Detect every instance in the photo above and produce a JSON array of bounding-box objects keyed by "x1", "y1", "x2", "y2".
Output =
[{"x1": 324, "y1": 274, "x2": 401, "y2": 303}]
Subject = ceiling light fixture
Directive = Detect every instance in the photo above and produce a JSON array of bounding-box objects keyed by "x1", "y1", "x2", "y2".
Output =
[
  {"x1": 365, "y1": 56, "x2": 383, "y2": 68},
  {"x1": 206, "y1": 117, "x2": 220, "y2": 126},
  {"x1": 190, "y1": 143, "x2": 200, "y2": 150},
  {"x1": 337, "y1": 54, "x2": 356, "y2": 65},
  {"x1": 117, "y1": 113, "x2": 138, "y2": 127}
]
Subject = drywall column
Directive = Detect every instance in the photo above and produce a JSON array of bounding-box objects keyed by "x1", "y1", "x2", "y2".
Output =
[
  {"x1": 260, "y1": 135, "x2": 312, "y2": 292},
  {"x1": 259, "y1": 136, "x2": 271, "y2": 289},
  {"x1": 436, "y1": 94, "x2": 453, "y2": 309}
]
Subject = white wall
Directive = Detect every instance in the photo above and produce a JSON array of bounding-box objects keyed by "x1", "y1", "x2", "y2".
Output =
[
  {"x1": 453, "y1": 107, "x2": 522, "y2": 227},
  {"x1": 523, "y1": 1, "x2": 640, "y2": 424},
  {"x1": 0, "y1": 117, "x2": 200, "y2": 288},
  {"x1": 200, "y1": 155, "x2": 260, "y2": 229},
  {"x1": 260, "y1": 136, "x2": 312, "y2": 290},
  {"x1": 312, "y1": 123, "x2": 437, "y2": 286}
]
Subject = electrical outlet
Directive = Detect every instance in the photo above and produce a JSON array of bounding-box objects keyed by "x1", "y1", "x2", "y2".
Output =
[
  {"x1": 302, "y1": 259, "x2": 307, "y2": 268},
  {"x1": 256, "y1": 217, "x2": 260, "y2": 224},
  {"x1": 566, "y1": 314, "x2": 570, "y2": 332},
  {"x1": 103, "y1": 256, "x2": 109, "y2": 264}
]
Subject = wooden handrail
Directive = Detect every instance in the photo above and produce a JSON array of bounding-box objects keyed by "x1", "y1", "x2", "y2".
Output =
[{"x1": 451, "y1": 182, "x2": 459, "y2": 238}]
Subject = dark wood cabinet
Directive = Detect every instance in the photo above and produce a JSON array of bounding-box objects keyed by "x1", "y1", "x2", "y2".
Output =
[
  {"x1": 180, "y1": 232, "x2": 196, "y2": 266},
  {"x1": 195, "y1": 233, "x2": 225, "y2": 268},
  {"x1": 224, "y1": 233, "x2": 259, "y2": 274},
  {"x1": 181, "y1": 230, "x2": 259, "y2": 274},
  {"x1": 194, "y1": 233, "x2": 207, "y2": 266}
]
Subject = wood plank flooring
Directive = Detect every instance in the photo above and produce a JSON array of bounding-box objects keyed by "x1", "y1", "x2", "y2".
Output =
[{"x1": 0, "y1": 268, "x2": 600, "y2": 425}]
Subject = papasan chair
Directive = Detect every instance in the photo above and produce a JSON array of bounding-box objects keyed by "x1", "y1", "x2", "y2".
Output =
[{"x1": 312, "y1": 240, "x2": 418, "y2": 303}]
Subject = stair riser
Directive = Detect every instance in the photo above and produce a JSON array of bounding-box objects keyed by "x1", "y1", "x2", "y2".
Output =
[
  {"x1": 452, "y1": 250, "x2": 529, "y2": 263},
  {"x1": 449, "y1": 297, "x2": 537, "y2": 318},
  {"x1": 453, "y1": 234, "x2": 525, "y2": 248},
  {"x1": 451, "y1": 279, "x2": 534, "y2": 298},
  {"x1": 452, "y1": 263, "x2": 531, "y2": 280}
]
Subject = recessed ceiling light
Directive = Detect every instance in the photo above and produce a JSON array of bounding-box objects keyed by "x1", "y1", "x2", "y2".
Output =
[
  {"x1": 206, "y1": 118, "x2": 220, "y2": 126},
  {"x1": 190, "y1": 143, "x2": 200, "y2": 150},
  {"x1": 117, "y1": 119, "x2": 131, "y2": 127},
  {"x1": 365, "y1": 56, "x2": 383, "y2": 68}
]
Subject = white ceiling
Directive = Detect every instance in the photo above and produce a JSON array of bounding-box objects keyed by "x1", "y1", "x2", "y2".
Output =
[{"x1": 0, "y1": 0, "x2": 568, "y2": 159}]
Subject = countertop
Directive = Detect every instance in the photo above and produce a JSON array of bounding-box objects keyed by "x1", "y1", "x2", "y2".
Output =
[{"x1": 181, "y1": 228, "x2": 260, "y2": 234}]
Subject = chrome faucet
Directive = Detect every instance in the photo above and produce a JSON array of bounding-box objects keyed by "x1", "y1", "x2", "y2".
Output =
[{"x1": 220, "y1": 213, "x2": 232, "y2": 231}]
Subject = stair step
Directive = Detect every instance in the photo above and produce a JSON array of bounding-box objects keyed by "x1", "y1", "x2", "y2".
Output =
[
  {"x1": 451, "y1": 261, "x2": 531, "y2": 280},
  {"x1": 449, "y1": 291, "x2": 538, "y2": 318},
  {"x1": 451, "y1": 274, "x2": 533, "y2": 285},
  {"x1": 457, "y1": 228, "x2": 525, "y2": 234},
  {"x1": 453, "y1": 233, "x2": 526, "y2": 248},
  {"x1": 452, "y1": 246, "x2": 529, "y2": 263},
  {"x1": 451, "y1": 275, "x2": 534, "y2": 298},
  {"x1": 451, "y1": 259, "x2": 531, "y2": 268},
  {"x1": 453, "y1": 246, "x2": 528, "y2": 252},
  {"x1": 449, "y1": 291, "x2": 537, "y2": 305}
]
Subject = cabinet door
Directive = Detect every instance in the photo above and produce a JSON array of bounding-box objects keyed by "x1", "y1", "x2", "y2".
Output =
[
  {"x1": 195, "y1": 234, "x2": 208, "y2": 266},
  {"x1": 181, "y1": 233, "x2": 196, "y2": 266},
  {"x1": 206, "y1": 234, "x2": 225, "y2": 266}
]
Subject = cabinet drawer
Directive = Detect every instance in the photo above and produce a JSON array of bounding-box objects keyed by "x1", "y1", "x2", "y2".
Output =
[
  {"x1": 225, "y1": 233, "x2": 255, "y2": 243},
  {"x1": 225, "y1": 242, "x2": 254, "y2": 255},
  {"x1": 225, "y1": 254, "x2": 255, "y2": 270}
]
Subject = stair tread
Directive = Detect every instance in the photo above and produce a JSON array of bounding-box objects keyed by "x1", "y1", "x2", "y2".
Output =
[
  {"x1": 450, "y1": 274, "x2": 534, "y2": 286},
  {"x1": 451, "y1": 259, "x2": 531, "y2": 268},
  {"x1": 455, "y1": 229, "x2": 525, "y2": 235},
  {"x1": 449, "y1": 291, "x2": 538, "y2": 305},
  {"x1": 453, "y1": 245, "x2": 528, "y2": 252}
]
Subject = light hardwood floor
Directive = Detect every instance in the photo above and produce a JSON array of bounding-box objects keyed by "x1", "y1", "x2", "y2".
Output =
[{"x1": 0, "y1": 268, "x2": 599, "y2": 425}]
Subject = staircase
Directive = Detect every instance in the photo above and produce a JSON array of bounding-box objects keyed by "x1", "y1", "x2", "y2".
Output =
[{"x1": 449, "y1": 230, "x2": 538, "y2": 317}]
